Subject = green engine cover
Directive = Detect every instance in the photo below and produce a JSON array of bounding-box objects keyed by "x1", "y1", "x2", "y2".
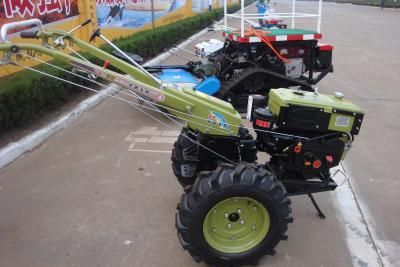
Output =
[{"x1": 268, "y1": 89, "x2": 364, "y2": 134}]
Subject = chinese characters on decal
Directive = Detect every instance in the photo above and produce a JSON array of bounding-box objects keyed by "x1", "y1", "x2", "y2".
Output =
[
  {"x1": 96, "y1": 0, "x2": 125, "y2": 6},
  {"x1": 3, "y1": 0, "x2": 71, "y2": 18}
]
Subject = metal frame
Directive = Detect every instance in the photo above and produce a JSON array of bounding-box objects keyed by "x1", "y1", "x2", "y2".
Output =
[
  {"x1": 0, "y1": 19, "x2": 44, "y2": 42},
  {"x1": 223, "y1": 0, "x2": 323, "y2": 37}
]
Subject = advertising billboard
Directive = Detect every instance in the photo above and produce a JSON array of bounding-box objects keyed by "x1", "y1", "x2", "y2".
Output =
[{"x1": 96, "y1": 0, "x2": 186, "y2": 28}]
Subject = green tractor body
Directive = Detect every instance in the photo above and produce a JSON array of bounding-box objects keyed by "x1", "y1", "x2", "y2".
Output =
[{"x1": 268, "y1": 88, "x2": 363, "y2": 135}]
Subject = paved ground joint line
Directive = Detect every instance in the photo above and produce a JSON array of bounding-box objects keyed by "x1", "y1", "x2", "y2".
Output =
[{"x1": 340, "y1": 163, "x2": 385, "y2": 267}]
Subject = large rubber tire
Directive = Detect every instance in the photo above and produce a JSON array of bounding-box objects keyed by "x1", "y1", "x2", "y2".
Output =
[
  {"x1": 176, "y1": 163, "x2": 292, "y2": 266},
  {"x1": 171, "y1": 128, "x2": 257, "y2": 188}
]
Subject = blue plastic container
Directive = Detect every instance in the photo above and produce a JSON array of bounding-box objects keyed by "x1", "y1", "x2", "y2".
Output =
[{"x1": 257, "y1": 4, "x2": 267, "y2": 15}]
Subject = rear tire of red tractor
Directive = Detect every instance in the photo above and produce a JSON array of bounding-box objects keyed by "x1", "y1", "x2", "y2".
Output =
[{"x1": 175, "y1": 163, "x2": 292, "y2": 266}]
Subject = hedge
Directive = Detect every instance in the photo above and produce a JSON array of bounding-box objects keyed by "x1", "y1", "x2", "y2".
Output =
[
  {"x1": 0, "y1": 2, "x2": 254, "y2": 133},
  {"x1": 0, "y1": 62, "x2": 94, "y2": 131}
]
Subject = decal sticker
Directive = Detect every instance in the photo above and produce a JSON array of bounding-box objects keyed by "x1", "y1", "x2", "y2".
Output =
[
  {"x1": 207, "y1": 111, "x2": 230, "y2": 130},
  {"x1": 70, "y1": 60, "x2": 165, "y2": 102},
  {"x1": 335, "y1": 116, "x2": 350, "y2": 127}
]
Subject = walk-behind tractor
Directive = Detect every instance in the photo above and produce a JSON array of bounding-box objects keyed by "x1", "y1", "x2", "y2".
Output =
[
  {"x1": 0, "y1": 16, "x2": 363, "y2": 267},
  {"x1": 196, "y1": 27, "x2": 334, "y2": 112},
  {"x1": 123, "y1": 0, "x2": 334, "y2": 112},
  {"x1": 205, "y1": 0, "x2": 334, "y2": 112}
]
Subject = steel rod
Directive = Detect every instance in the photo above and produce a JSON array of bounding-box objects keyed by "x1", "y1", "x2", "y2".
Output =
[
  {"x1": 240, "y1": 0, "x2": 244, "y2": 37},
  {"x1": 98, "y1": 33, "x2": 161, "y2": 86},
  {"x1": 317, "y1": 0, "x2": 323, "y2": 33},
  {"x1": 291, "y1": 0, "x2": 296, "y2": 28}
]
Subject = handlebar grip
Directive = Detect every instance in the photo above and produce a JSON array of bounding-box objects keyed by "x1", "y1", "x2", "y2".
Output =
[
  {"x1": 20, "y1": 31, "x2": 39, "y2": 39},
  {"x1": 81, "y1": 19, "x2": 92, "y2": 27},
  {"x1": 90, "y1": 28, "x2": 101, "y2": 42},
  {"x1": 1, "y1": 19, "x2": 43, "y2": 42}
]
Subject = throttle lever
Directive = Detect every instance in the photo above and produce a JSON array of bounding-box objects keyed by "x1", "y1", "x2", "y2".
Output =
[
  {"x1": 54, "y1": 18, "x2": 92, "y2": 46},
  {"x1": 80, "y1": 19, "x2": 92, "y2": 28},
  {"x1": 90, "y1": 28, "x2": 101, "y2": 42},
  {"x1": 67, "y1": 18, "x2": 92, "y2": 35}
]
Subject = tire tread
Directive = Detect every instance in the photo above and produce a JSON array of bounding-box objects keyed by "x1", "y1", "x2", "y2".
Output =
[{"x1": 176, "y1": 163, "x2": 292, "y2": 265}]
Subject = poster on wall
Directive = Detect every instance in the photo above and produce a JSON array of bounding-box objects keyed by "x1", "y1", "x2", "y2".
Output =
[
  {"x1": 191, "y1": 0, "x2": 224, "y2": 13},
  {"x1": 191, "y1": 0, "x2": 207, "y2": 13},
  {"x1": 96, "y1": 0, "x2": 186, "y2": 28},
  {"x1": 0, "y1": 0, "x2": 79, "y2": 35}
]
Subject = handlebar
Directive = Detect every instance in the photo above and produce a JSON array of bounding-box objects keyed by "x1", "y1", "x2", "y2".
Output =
[
  {"x1": 1, "y1": 18, "x2": 91, "y2": 43},
  {"x1": 1, "y1": 19, "x2": 43, "y2": 42}
]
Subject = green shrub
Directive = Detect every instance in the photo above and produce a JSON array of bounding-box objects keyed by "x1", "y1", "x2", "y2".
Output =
[
  {"x1": 0, "y1": 2, "x2": 255, "y2": 133},
  {"x1": 0, "y1": 63, "x2": 93, "y2": 130}
]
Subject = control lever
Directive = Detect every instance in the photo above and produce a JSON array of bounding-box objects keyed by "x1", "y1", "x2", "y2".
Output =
[
  {"x1": 89, "y1": 28, "x2": 161, "y2": 86},
  {"x1": 55, "y1": 19, "x2": 92, "y2": 46},
  {"x1": 173, "y1": 46, "x2": 198, "y2": 57},
  {"x1": 68, "y1": 19, "x2": 92, "y2": 35},
  {"x1": 89, "y1": 28, "x2": 101, "y2": 43},
  {"x1": 165, "y1": 49, "x2": 193, "y2": 63}
]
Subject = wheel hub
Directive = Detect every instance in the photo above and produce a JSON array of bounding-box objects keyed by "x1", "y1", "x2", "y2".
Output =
[
  {"x1": 228, "y1": 212, "x2": 240, "y2": 222},
  {"x1": 203, "y1": 197, "x2": 270, "y2": 254}
]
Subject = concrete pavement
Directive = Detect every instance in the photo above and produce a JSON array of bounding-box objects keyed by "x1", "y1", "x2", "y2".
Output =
[
  {"x1": 0, "y1": 98, "x2": 353, "y2": 267},
  {"x1": 311, "y1": 2, "x2": 400, "y2": 266}
]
